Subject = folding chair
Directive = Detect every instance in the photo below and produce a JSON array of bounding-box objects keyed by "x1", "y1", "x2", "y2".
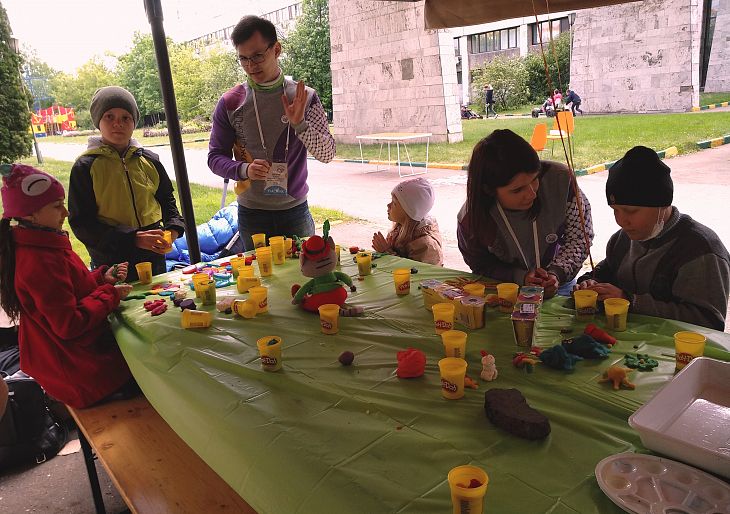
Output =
[{"x1": 529, "y1": 123, "x2": 548, "y2": 152}]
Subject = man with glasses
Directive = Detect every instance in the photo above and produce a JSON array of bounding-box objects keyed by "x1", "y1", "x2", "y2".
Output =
[{"x1": 208, "y1": 15, "x2": 336, "y2": 250}]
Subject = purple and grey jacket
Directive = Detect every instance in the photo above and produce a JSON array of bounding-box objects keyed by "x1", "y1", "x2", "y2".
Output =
[{"x1": 207, "y1": 77, "x2": 335, "y2": 210}]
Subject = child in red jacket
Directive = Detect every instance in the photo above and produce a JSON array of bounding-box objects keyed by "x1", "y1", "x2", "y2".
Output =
[{"x1": 0, "y1": 163, "x2": 137, "y2": 408}]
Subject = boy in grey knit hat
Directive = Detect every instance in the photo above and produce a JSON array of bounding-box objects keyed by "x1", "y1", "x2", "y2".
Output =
[
  {"x1": 576, "y1": 146, "x2": 729, "y2": 330},
  {"x1": 68, "y1": 86, "x2": 185, "y2": 281}
]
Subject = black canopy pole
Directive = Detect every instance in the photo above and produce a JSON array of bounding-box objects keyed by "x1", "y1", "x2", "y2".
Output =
[{"x1": 144, "y1": 0, "x2": 201, "y2": 264}]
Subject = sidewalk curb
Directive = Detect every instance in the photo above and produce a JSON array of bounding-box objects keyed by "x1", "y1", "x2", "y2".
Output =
[
  {"x1": 697, "y1": 134, "x2": 730, "y2": 149},
  {"x1": 691, "y1": 101, "x2": 729, "y2": 111}
]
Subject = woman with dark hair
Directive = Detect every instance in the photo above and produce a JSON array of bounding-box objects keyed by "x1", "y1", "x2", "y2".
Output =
[{"x1": 457, "y1": 129, "x2": 593, "y2": 298}]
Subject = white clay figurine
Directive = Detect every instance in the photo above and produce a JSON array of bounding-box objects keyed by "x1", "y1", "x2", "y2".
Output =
[{"x1": 480, "y1": 350, "x2": 498, "y2": 381}]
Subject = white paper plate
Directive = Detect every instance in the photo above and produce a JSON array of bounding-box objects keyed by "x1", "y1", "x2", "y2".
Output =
[{"x1": 595, "y1": 453, "x2": 730, "y2": 514}]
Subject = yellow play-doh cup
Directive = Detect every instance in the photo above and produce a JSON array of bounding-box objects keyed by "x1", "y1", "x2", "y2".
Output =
[
  {"x1": 256, "y1": 336, "x2": 282, "y2": 372},
  {"x1": 248, "y1": 286, "x2": 268, "y2": 314},
  {"x1": 269, "y1": 236, "x2": 286, "y2": 265},
  {"x1": 574, "y1": 289, "x2": 598, "y2": 321},
  {"x1": 162, "y1": 230, "x2": 173, "y2": 252},
  {"x1": 432, "y1": 303, "x2": 456, "y2": 334},
  {"x1": 256, "y1": 247, "x2": 273, "y2": 277},
  {"x1": 335, "y1": 244, "x2": 341, "y2": 265},
  {"x1": 441, "y1": 330, "x2": 468, "y2": 358},
  {"x1": 192, "y1": 272, "x2": 209, "y2": 298},
  {"x1": 229, "y1": 257, "x2": 245, "y2": 278},
  {"x1": 318, "y1": 304, "x2": 340, "y2": 335},
  {"x1": 448, "y1": 465, "x2": 489, "y2": 514},
  {"x1": 356, "y1": 251, "x2": 372, "y2": 276},
  {"x1": 463, "y1": 283, "x2": 486, "y2": 298},
  {"x1": 496, "y1": 282, "x2": 519, "y2": 313},
  {"x1": 200, "y1": 279, "x2": 217, "y2": 305},
  {"x1": 438, "y1": 357, "x2": 468, "y2": 400},
  {"x1": 251, "y1": 233, "x2": 267, "y2": 249},
  {"x1": 236, "y1": 274, "x2": 260, "y2": 294},
  {"x1": 674, "y1": 331, "x2": 706, "y2": 372},
  {"x1": 604, "y1": 298, "x2": 630, "y2": 331},
  {"x1": 181, "y1": 309, "x2": 212, "y2": 329},
  {"x1": 232, "y1": 299, "x2": 257, "y2": 319},
  {"x1": 135, "y1": 261, "x2": 153, "y2": 284},
  {"x1": 393, "y1": 268, "x2": 411, "y2": 295}
]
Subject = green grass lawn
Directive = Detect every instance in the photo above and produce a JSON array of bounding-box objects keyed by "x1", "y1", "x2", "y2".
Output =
[
  {"x1": 6, "y1": 158, "x2": 352, "y2": 266},
  {"x1": 336, "y1": 111, "x2": 730, "y2": 169},
  {"x1": 42, "y1": 128, "x2": 212, "y2": 148},
  {"x1": 700, "y1": 92, "x2": 730, "y2": 105}
]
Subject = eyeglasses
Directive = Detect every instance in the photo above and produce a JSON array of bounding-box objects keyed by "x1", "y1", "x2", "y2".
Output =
[{"x1": 237, "y1": 43, "x2": 274, "y2": 66}]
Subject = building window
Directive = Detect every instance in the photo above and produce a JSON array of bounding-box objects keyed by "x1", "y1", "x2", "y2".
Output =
[
  {"x1": 454, "y1": 37, "x2": 460, "y2": 56},
  {"x1": 509, "y1": 27, "x2": 518, "y2": 48},
  {"x1": 530, "y1": 17, "x2": 569, "y2": 45},
  {"x1": 467, "y1": 26, "x2": 519, "y2": 54}
]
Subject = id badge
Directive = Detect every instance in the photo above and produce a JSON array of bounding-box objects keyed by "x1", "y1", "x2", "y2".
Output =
[{"x1": 263, "y1": 162, "x2": 288, "y2": 195}]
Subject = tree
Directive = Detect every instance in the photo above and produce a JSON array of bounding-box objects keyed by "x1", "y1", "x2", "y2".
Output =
[
  {"x1": 523, "y1": 32, "x2": 571, "y2": 102},
  {"x1": 0, "y1": 1, "x2": 32, "y2": 162},
  {"x1": 20, "y1": 48, "x2": 58, "y2": 110},
  {"x1": 473, "y1": 56, "x2": 529, "y2": 110},
  {"x1": 117, "y1": 32, "x2": 164, "y2": 119},
  {"x1": 280, "y1": 0, "x2": 332, "y2": 115},
  {"x1": 50, "y1": 57, "x2": 117, "y2": 129}
]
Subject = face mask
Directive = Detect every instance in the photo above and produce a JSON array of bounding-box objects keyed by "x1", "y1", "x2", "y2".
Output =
[{"x1": 639, "y1": 208, "x2": 665, "y2": 241}]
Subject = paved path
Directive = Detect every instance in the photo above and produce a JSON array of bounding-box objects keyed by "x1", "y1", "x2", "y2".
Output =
[{"x1": 37, "y1": 141, "x2": 730, "y2": 273}]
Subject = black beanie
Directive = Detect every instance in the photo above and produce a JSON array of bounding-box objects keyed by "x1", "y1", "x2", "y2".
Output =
[
  {"x1": 90, "y1": 86, "x2": 140, "y2": 129},
  {"x1": 606, "y1": 146, "x2": 673, "y2": 207}
]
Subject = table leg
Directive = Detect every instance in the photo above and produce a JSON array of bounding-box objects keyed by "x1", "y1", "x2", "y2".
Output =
[
  {"x1": 397, "y1": 141, "x2": 401, "y2": 176},
  {"x1": 78, "y1": 429, "x2": 108, "y2": 514}
]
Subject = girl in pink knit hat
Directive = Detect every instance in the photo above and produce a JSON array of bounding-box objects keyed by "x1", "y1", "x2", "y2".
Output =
[
  {"x1": 0, "y1": 164, "x2": 138, "y2": 408},
  {"x1": 372, "y1": 177, "x2": 443, "y2": 265}
]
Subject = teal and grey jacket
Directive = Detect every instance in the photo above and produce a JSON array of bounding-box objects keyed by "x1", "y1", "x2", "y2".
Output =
[{"x1": 68, "y1": 137, "x2": 185, "y2": 273}]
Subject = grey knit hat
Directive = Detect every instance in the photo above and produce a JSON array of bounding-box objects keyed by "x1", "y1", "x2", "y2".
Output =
[{"x1": 90, "y1": 86, "x2": 140, "y2": 128}]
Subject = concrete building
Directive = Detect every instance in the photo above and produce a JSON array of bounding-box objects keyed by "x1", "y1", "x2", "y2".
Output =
[{"x1": 704, "y1": 0, "x2": 729, "y2": 92}]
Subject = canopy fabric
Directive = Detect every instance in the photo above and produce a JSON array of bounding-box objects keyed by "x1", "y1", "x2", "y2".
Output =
[
  {"x1": 376, "y1": 0, "x2": 639, "y2": 28},
  {"x1": 113, "y1": 253, "x2": 730, "y2": 513}
]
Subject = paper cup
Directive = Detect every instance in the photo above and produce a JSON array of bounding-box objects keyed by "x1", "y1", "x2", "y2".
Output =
[
  {"x1": 393, "y1": 268, "x2": 411, "y2": 295},
  {"x1": 256, "y1": 247, "x2": 273, "y2": 277},
  {"x1": 356, "y1": 251, "x2": 372, "y2": 276},
  {"x1": 232, "y1": 299, "x2": 257, "y2": 319},
  {"x1": 441, "y1": 330, "x2": 468, "y2": 358},
  {"x1": 318, "y1": 304, "x2": 340, "y2": 335},
  {"x1": 251, "y1": 233, "x2": 267, "y2": 249},
  {"x1": 604, "y1": 298, "x2": 630, "y2": 331},
  {"x1": 248, "y1": 286, "x2": 268, "y2": 314},
  {"x1": 496, "y1": 283, "x2": 519, "y2": 313},
  {"x1": 432, "y1": 303, "x2": 455, "y2": 334},
  {"x1": 438, "y1": 357, "x2": 468, "y2": 400},
  {"x1": 674, "y1": 331, "x2": 706, "y2": 372},
  {"x1": 181, "y1": 309, "x2": 212, "y2": 329},
  {"x1": 135, "y1": 261, "x2": 153, "y2": 284},
  {"x1": 448, "y1": 465, "x2": 489, "y2": 514},
  {"x1": 462, "y1": 283, "x2": 486, "y2": 298},
  {"x1": 269, "y1": 236, "x2": 286, "y2": 265},
  {"x1": 573, "y1": 290, "x2": 598, "y2": 321},
  {"x1": 256, "y1": 336, "x2": 282, "y2": 372},
  {"x1": 192, "y1": 272, "x2": 210, "y2": 298}
]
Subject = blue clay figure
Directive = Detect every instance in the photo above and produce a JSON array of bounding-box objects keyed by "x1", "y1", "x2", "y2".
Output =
[
  {"x1": 539, "y1": 344, "x2": 583, "y2": 371},
  {"x1": 562, "y1": 334, "x2": 611, "y2": 359}
]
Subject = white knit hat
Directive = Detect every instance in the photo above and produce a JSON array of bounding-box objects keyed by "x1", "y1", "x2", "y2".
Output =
[{"x1": 392, "y1": 178, "x2": 435, "y2": 222}]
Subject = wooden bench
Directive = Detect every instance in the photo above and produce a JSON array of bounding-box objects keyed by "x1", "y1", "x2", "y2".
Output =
[{"x1": 67, "y1": 395, "x2": 256, "y2": 514}]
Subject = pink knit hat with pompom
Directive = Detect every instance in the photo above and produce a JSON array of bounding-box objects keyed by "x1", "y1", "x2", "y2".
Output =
[{"x1": 1, "y1": 164, "x2": 65, "y2": 219}]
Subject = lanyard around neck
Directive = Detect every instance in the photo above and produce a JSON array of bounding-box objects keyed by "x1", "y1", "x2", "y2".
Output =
[
  {"x1": 496, "y1": 203, "x2": 540, "y2": 270},
  {"x1": 251, "y1": 86, "x2": 290, "y2": 163}
]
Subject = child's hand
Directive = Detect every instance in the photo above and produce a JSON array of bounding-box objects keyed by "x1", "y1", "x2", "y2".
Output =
[
  {"x1": 114, "y1": 283, "x2": 134, "y2": 300},
  {"x1": 105, "y1": 262, "x2": 129, "y2": 283},
  {"x1": 135, "y1": 229, "x2": 167, "y2": 254},
  {"x1": 371, "y1": 232, "x2": 391, "y2": 253}
]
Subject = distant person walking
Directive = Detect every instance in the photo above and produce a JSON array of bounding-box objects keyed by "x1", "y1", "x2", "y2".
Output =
[
  {"x1": 484, "y1": 84, "x2": 498, "y2": 118},
  {"x1": 565, "y1": 89, "x2": 584, "y2": 115}
]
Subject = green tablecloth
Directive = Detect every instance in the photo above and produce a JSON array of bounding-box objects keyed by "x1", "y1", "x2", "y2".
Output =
[{"x1": 112, "y1": 254, "x2": 730, "y2": 514}]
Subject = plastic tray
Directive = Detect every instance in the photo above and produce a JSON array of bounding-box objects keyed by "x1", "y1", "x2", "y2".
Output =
[
  {"x1": 628, "y1": 357, "x2": 730, "y2": 479},
  {"x1": 596, "y1": 453, "x2": 730, "y2": 514}
]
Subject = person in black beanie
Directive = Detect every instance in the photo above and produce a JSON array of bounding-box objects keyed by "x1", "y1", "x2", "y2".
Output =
[{"x1": 576, "y1": 146, "x2": 730, "y2": 330}]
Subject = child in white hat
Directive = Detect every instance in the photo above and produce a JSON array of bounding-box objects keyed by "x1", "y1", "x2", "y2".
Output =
[{"x1": 372, "y1": 178, "x2": 443, "y2": 265}]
